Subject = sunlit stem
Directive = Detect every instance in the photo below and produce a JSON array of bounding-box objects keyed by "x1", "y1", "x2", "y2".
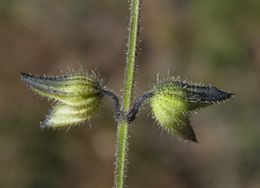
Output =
[{"x1": 114, "y1": 0, "x2": 141, "y2": 188}]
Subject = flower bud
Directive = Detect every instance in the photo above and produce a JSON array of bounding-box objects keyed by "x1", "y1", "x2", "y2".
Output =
[
  {"x1": 21, "y1": 72, "x2": 103, "y2": 129},
  {"x1": 150, "y1": 79, "x2": 233, "y2": 142},
  {"x1": 150, "y1": 86, "x2": 197, "y2": 142}
]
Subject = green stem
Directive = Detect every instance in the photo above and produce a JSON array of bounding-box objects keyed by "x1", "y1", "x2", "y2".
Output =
[
  {"x1": 123, "y1": 0, "x2": 141, "y2": 112},
  {"x1": 115, "y1": 0, "x2": 141, "y2": 188},
  {"x1": 115, "y1": 121, "x2": 129, "y2": 188}
]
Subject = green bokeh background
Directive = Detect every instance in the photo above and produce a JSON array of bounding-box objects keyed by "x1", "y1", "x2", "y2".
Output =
[{"x1": 0, "y1": 0, "x2": 259, "y2": 188}]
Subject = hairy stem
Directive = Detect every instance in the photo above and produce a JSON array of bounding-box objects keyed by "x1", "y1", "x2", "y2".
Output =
[
  {"x1": 115, "y1": 121, "x2": 129, "y2": 188},
  {"x1": 122, "y1": 0, "x2": 141, "y2": 112},
  {"x1": 115, "y1": 0, "x2": 141, "y2": 188}
]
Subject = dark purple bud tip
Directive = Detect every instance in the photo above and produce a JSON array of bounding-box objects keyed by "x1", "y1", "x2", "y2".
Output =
[
  {"x1": 20, "y1": 72, "x2": 28, "y2": 78},
  {"x1": 185, "y1": 85, "x2": 234, "y2": 104},
  {"x1": 20, "y1": 72, "x2": 31, "y2": 83},
  {"x1": 206, "y1": 87, "x2": 234, "y2": 102}
]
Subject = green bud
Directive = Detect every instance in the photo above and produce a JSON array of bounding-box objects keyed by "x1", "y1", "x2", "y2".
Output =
[
  {"x1": 150, "y1": 86, "x2": 196, "y2": 142},
  {"x1": 150, "y1": 78, "x2": 233, "y2": 142},
  {"x1": 21, "y1": 72, "x2": 103, "y2": 129}
]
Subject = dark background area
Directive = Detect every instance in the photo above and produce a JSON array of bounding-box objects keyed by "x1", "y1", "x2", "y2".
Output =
[{"x1": 0, "y1": 0, "x2": 260, "y2": 188}]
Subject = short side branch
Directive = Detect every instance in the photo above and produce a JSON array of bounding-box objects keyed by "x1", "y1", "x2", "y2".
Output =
[
  {"x1": 127, "y1": 91, "x2": 154, "y2": 123},
  {"x1": 103, "y1": 89, "x2": 123, "y2": 121}
]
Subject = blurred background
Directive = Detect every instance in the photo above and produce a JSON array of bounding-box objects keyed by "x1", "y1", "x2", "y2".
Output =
[{"x1": 0, "y1": 0, "x2": 260, "y2": 188}]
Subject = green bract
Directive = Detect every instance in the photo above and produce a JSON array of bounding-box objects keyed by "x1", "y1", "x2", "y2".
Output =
[
  {"x1": 150, "y1": 79, "x2": 233, "y2": 142},
  {"x1": 21, "y1": 72, "x2": 103, "y2": 129}
]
